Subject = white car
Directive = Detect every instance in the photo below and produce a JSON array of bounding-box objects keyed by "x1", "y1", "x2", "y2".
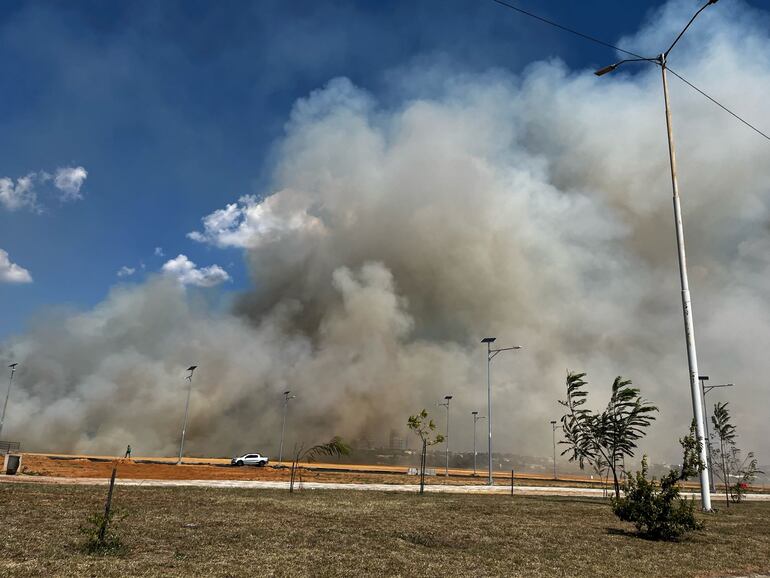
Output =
[{"x1": 231, "y1": 453, "x2": 269, "y2": 467}]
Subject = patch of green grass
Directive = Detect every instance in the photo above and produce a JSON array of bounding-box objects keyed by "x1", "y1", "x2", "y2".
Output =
[{"x1": 0, "y1": 483, "x2": 768, "y2": 577}]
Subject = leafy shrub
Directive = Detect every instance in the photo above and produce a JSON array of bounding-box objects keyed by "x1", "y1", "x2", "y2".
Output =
[{"x1": 612, "y1": 456, "x2": 702, "y2": 541}]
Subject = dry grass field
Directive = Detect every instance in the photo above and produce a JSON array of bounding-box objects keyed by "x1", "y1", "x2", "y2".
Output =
[{"x1": 1, "y1": 482, "x2": 769, "y2": 577}]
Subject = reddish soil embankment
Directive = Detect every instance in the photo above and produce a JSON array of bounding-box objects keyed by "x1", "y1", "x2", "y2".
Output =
[{"x1": 16, "y1": 453, "x2": 607, "y2": 487}]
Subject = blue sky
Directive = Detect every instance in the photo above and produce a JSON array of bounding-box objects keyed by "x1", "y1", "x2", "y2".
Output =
[
  {"x1": 0, "y1": 0, "x2": 679, "y2": 337},
  {"x1": 0, "y1": 0, "x2": 763, "y2": 337}
]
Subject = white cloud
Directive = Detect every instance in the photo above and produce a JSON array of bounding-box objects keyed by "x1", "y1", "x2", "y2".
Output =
[
  {"x1": 154, "y1": 247, "x2": 165, "y2": 257},
  {"x1": 161, "y1": 254, "x2": 230, "y2": 287},
  {"x1": 0, "y1": 166, "x2": 87, "y2": 211},
  {"x1": 53, "y1": 166, "x2": 88, "y2": 201},
  {"x1": 188, "y1": 193, "x2": 324, "y2": 248},
  {"x1": 117, "y1": 266, "x2": 136, "y2": 278},
  {"x1": 0, "y1": 249, "x2": 33, "y2": 283},
  {"x1": 0, "y1": 175, "x2": 38, "y2": 212}
]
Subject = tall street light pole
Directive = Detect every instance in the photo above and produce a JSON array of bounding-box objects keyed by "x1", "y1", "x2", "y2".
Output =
[
  {"x1": 481, "y1": 337, "x2": 522, "y2": 486},
  {"x1": 0, "y1": 363, "x2": 18, "y2": 441},
  {"x1": 550, "y1": 420, "x2": 562, "y2": 481},
  {"x1": 279, "y1": 390, "x2": 295, "y2": 464},
  {"x1": 594, "y1": 0, "x2": 719, "y2": 511},
  {"x1": 472, "y1": 411, "x2": 485, "y2": 476},
  {"x1": 699, "y1": 376, "x2": 734, "y2": 492},
  {"x1": 177, "y1": 365, "x2": 198, "y2": 465},
  {"x1": 698, "y1": 375, "x2": 712, "y2": 492},
  {"x1": 439, "y1": 395, "x2": 453, "y2": 479}
]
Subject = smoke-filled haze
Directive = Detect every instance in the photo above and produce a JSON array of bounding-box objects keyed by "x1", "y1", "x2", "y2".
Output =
[{"x1": 2, "y1": 0, "x2": 768, "y2": 465}]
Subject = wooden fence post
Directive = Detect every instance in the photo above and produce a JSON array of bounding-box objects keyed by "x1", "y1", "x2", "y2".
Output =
[{"x1": 98, "y1": 466, "x2": 117, "y2": 544}]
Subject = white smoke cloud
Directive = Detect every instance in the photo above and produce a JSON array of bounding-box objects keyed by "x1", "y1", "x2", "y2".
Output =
[
  {"x1": 161, "y1": 254, "x2": 230, "y2": 287},
  {"x1": 117, "y1": 266, "x2": 136, "y2": 278},
  {"x1": 1, "y1": 0, "x2": 768, "y2": 465},
  {"x1": 0, "y1": 249, "x2": 32, "y2": 283},
  {"x1": 0, "y1": 166, "x2": 87, "y2": 211}
]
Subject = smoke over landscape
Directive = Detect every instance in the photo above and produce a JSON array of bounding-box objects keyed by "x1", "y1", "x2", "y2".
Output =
[{"x1": 2, "y1": 1, "x2": 768, "y2": 464}]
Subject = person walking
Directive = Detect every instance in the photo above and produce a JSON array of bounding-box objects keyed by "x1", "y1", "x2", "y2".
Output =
[{"x1": 124, "y1": 444, "x2": 132, "y2": 459}]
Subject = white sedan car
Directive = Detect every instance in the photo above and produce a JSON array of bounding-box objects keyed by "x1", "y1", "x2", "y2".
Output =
[{"x1": 231, "y1": 453, "x2": 269, "y2": 467}]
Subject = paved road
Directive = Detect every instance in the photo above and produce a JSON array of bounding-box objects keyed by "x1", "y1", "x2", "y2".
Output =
[{"x1": 2, "y1": 474, "x2": 769, "y2": 501}]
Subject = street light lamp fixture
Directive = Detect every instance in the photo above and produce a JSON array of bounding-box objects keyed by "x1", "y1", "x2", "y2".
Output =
[
  {"x1": 177, "y1": 365, "x2": 198, "y2": 465},
  {"x1": 482, "y1": 337, "x2": 522, "y2": 485},
  {"x1": 594, "y1": 58, "x2": 655, "y2": 77},
  {"x1": 594, "y1": 0, "x2": 720, "y2": 511},
  {"x1": 0, "y1": 363, "x2": 19, "y2": 441}
]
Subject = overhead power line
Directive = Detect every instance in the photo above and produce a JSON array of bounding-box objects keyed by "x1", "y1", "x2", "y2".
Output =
[
  {"x1": 490, "y1": 0, "x2": 770, "y2": 144},
  {"x1": 666, "y1": 67, "x2": 770, "y2": 143},
  {"x1": 489, "y1": 0, "x2": 644, "y2": 59}
]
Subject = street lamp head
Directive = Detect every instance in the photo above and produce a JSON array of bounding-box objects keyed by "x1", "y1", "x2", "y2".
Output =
[
  {"x1": 699, "y1": 375, "x2": 709, "y2": 381},
  {"x1": 8, "y1": 363, "x2": 18, "y2": 369},
  {"x1": 283, "y1": 390, "x2": 291, "y2": 395},
  {"x1": 550, "y1": 420, "x2": 557, "y2": 425},
  {"x1": 187, "y1": 365, "x2": 197, "y2": 372},
  {"x1": 472, "y1": 411, "x2": 478, "y2": 415},
  {"x1": 444, "y1": 395, "x2": 453, "y2": 400},
  {"x1": 481, "y1": 337, "x2": 496, "y2": 343},
  {"x1": 594, "y1": 63, "x2": 618, "y2": 77}
]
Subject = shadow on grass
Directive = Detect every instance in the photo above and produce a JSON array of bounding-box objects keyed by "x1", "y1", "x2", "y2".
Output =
[
  {"x1": 605, "y1": 527, "x2": 638, "y2": 538},
  {"x1": 605, "y1": 527, "x2": 696, "y2": 543}
]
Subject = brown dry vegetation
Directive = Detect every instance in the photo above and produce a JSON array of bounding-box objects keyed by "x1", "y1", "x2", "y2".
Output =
[{"x1": 1, "y1": 482, "x2": 769, "y2": 577}]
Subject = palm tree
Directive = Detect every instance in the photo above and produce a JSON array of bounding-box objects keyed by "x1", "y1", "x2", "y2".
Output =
[{"x1": 289, "y1": 436, "x2": 351, "y2": 493}]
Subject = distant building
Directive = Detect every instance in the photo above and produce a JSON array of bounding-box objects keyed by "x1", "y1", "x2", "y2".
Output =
[
  {"x1": 353, "y1": 437, "x2": 373, "y2": 450},
  {"x1": 389, "y1": 429, "x2": 407, "y2": 450}
]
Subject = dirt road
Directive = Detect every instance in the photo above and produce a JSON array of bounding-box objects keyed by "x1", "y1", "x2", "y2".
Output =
[{"x1": 3, "y1": 473, "x2": 769, "y2": 502}]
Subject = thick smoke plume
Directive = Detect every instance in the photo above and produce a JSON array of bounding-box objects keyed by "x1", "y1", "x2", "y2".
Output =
[{"x1": 2, "y1": 1, "x2": 769, "y2": 463}]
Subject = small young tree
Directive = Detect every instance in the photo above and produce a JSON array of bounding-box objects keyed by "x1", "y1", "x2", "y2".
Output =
[
  {"x1": 80, "y1": 465, "x2": 127, "y2": 555},
  {"x1": 407, "y1": 409, "x2": 445, "y2": 494},
  {"x1": 289, "y1": 436, "x2": 350, "y2": 493},
  {"x1": 710, "y1": 402, "x2": 763, "y2": 506},
  {"x1": 560, "y1": 371, "x2": 658, "y2": 499},
  {"x1": 728, "y1": 449, "x2": 762, "y2": 503},
  {"x1": 592, "y1": 455, "x2": 611, "y2": 498}
]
